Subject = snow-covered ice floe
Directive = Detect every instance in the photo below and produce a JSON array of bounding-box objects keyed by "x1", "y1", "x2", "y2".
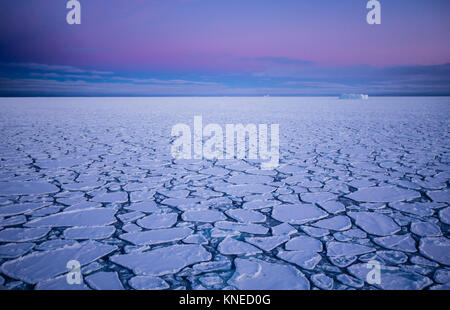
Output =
[
  {"x1": 0, "y1": 96, "x2": 449, "y2": 290},
  {"x1": 339, "y1": 94, "x2": 369, "y2": 100}
]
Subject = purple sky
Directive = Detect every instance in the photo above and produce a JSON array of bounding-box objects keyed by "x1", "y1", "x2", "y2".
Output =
[{"x1": 1, "y1": 0, "x2": 449, "y2": 96}]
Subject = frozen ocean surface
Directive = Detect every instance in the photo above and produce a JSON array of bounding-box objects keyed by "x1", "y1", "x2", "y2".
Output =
[{"x1": 0, "y1": 96, "x2": 449, "y2": 290}]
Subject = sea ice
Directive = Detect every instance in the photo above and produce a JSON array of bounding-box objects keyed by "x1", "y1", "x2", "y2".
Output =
[
  {"x1": 339, "y1": 94, "x2": 369, "y2": 100},
  {"x1": 182, "y1": 210, "x2": 226, "y2": 223},
  {"x1": 348, "y1": 211, "x2": 400, "y2": 236},
  {"x1": 311, "y1": 273, "x2": 333, "y2": 290},
  {"x1": 373, "y1": 234, "x2": 417, "y2": 252},
  {"x1": 277, "y1": 250, "x2": 322, "y2": 270},
  {"x1": 285, "y1": 236, "x2": 323, "y2": 252},
  {"x1": 348, "y1": 263, "x2": 432, "y2": 290},
  {"x1": 245, "y1": 236, "x2": 290, "y2": 251},
  {"x1": 64, "y1": 226, "x2": 116, "y2": 240},
  {"x1": 0, "y1": 228, "x2": 50, "y2": 242},
  {"x1": 427, "y1": 190, "x2": 449, "y2": 203},
  {"x1": 35, "y1": 275, "x2": 90, "y2": 290},
  {"x1": 214, "y1": 221, "x2": 268, "y2": 235},
  {"x1": 312, "y1": 216, "x2": 352, "y2": 231},
  {"x1": 271, "y1": 223, "x2": 297, "y2": 236},
  {"x1": 217, "y1": 237, "x2": 261, "y2": 255},
  {"x1": 411, "y1": 221, "x2": 442, "y2": 237},
  {"x1": 301, "y1": 192, "x2": 336, "y2": 203},
  {"x1": 25, "y1": 208, "x2": 117, "y2": 227},
  {"x1": 433, "y1": 268, "x2": 450, "y2": 284},
  {"x1": 119, "y1": 227, "x2": 192, "y2": 246},
  {"x1": 0, "y1": 203, "x2": 48, "y2": 217},
  {"x1": 126, "y1": 201, "x2": 161, "y2": 213},
  {"x1": 389, "y1": 202, "x2": 435, "y2": 217},
  {"x1": 318, "y1": 201, "x2": 346, "y2": 214},
  {"x1": 86, "y1": 271, "x2": 124, "y2": 290},
  {"x1": 419, "y1": 237, "x2": 450, "y2": 265},
  {"x1": 228, "y1": 258, "x2": 310, "y2": 290},
  {"x1": 1, "y1": 241, "x2": 117, "y2": 284},
  {"x1": 439, "y1": 207, "x2": 450, "y2": 225},
  {"x1": 347, "y1": 186, "x2": 420, "y2": 203},
  {"x1": 110, "y1": 244, "x2": 211, "y2": 276},
  {"x1": 227, "y1": 174, "x2": 273, "y2": 184},
  {"x1": 0, "y1": 97, "x2": 449, "y2": 290},
  {"x1": 117, "y1": 211, "x2": 145, "y2": 223},
  {"x1": 328, "y1": 255, "x2": 357, "y2": 268},
  {"x1": 0, "y1": 243, "x2": 34, "y2": 258},
  {"x1": 183, "y1": 233, "x2": 208, "y2": 244},
  {"x1": 128, "y1": 276, "x2": 170, "y2": 290},
  {"x1": 271, "y1": 204, "x2": 328, "y2": 225},
  {"x1": 0, "y1": 215, "x2": 27, "y2": 227},
  {"x1": 302, "y1": 226, "x2": 330, "y2": 237},
  {"x1": 199, "y1": 275, "x2": 223, "y2": 287},
  {"x1": 137, "y1": 213, "x2": 178, "y2": 229},
  {"x1": 336, "y1": 274, "x2": 364, "y2": 288},
  {"x1": 91, "y1": 191, "x2": 128, "y2": 203},
  {"x1": 213, "y1": 184, "x2": 275, "y2": 196},
  {"x1": 35, "y1": 239, "x2": 77, "y2": 251},
  {"x1": 0, "y1": 182, "x2": 59, "y2": 196},
  {"x1": 242, "y1": 200, "x2": 280, "y2": 210},
  {"x1": 380, "y1": 251, "x2": 408, "y2": 266},
  {"x1": 326, "y1": 241, "x2": 375, "y2": 257},
  {"x1": 225, "y1": 209, "x2": 266, "y2": 223}
]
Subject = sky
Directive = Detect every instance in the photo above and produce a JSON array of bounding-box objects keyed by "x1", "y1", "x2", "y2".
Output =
[{"x1": 0, "y1": 0, "x2": 449, "y2": 96}]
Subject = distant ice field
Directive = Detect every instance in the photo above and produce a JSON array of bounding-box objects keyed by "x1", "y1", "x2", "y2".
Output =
[{"x1": 0, "y1": 96, "x2": 449, "y2": 290}]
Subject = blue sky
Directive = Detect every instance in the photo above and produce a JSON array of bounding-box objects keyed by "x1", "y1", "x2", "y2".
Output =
[{"x1": 0, "y1": 0, "x2": 449, "y2": 96}]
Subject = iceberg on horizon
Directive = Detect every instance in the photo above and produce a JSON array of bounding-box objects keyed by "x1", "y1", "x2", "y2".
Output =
[{"x1": 339, "y1": 94, "x2": 369, "y2": 100}]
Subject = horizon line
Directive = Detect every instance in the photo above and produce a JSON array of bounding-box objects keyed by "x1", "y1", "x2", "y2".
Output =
[{"x1": 1, "y1": 95, "x2": 450, "y2": 99}]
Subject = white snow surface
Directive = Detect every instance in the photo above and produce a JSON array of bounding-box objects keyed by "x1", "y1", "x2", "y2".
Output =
[{"x1": 0, "y1": 96, "x2": 448, "y2": 290}]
